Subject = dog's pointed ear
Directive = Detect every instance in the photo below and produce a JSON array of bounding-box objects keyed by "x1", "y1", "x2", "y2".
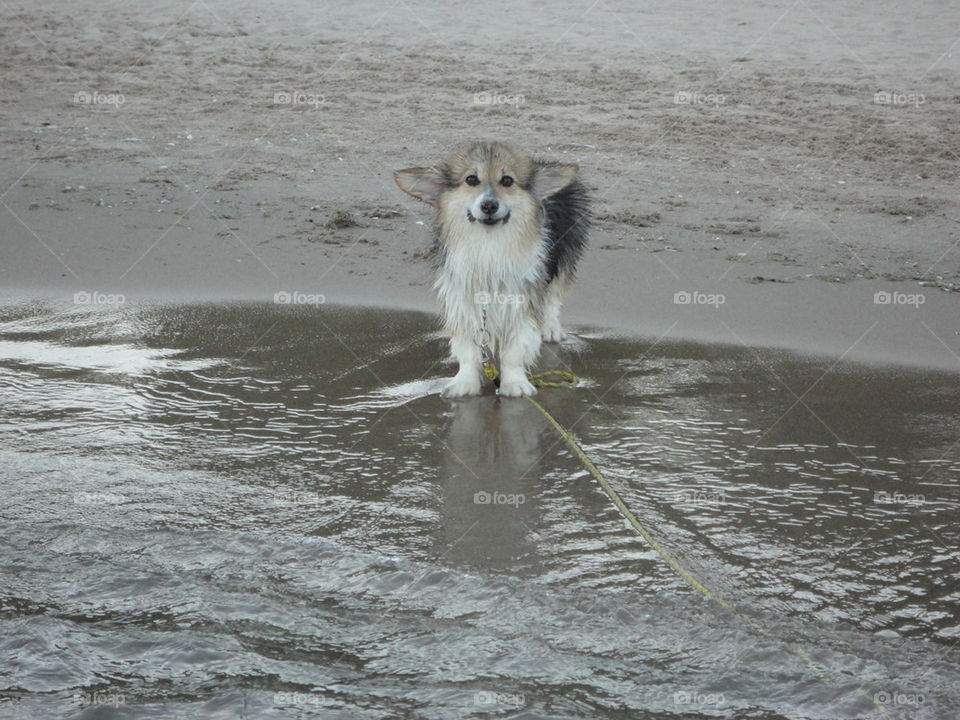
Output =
[
  {"x1": 532, "y1": 162, "x2": 579, "y2": 199},
  {"x1": 394, "y1": 166, "x2": 447, "y2": 205}
]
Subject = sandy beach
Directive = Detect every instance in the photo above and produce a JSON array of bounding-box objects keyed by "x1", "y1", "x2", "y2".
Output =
[
  {"x1": 3, "y1": 4, "x2": 960, "y2": 718},
  {"x1": 2, "y1": 0, "x2": 959, "y2": 367}
]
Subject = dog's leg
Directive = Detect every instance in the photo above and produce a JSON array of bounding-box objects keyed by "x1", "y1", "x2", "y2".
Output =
[
  {"x1": 540, "y1": 280, "x2": 566, "y2": 343},
  {"x1": 498, "y1": 319, "x2": 540, "y2": 397},
  {"x1": 442, "y1": 331, "x2": 483, "y2": 398}
]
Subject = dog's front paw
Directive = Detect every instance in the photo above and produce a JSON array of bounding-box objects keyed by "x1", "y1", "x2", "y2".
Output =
[
  {"x1": 441, "y1": 375, "x2": 482, "y2": 398},
  {"x1": 498, "y1": 377, "x2": 537, "y2": 397},
  {"x1": 541, "y1": 324, "x2": 565, "y2": 343}
]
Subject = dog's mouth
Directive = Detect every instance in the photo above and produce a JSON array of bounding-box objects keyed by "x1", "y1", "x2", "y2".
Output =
[{"x1": 467, "y1": 210, "x2": 510, "y2": 226}]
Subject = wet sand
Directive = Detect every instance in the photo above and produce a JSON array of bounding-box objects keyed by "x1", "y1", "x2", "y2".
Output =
[{"x1": 2, "y1": 0, "x2": 960, "y2": 370}]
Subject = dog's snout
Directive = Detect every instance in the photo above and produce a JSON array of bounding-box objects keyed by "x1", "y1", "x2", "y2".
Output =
[{"x1": 480, "y1": 198, "x2": 499, "y2": 215}]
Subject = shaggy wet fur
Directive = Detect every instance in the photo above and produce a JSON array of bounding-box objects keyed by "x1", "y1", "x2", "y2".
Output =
[{"x1": 395, "y1": 141, "x2": 590, "y2": 397}]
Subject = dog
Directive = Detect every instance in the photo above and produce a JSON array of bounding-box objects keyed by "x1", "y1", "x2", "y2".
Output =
[{"x1": 395, "y1": 141, "x2": 590, "y2": 398}]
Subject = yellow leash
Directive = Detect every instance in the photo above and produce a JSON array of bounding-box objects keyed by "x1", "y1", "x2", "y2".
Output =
[
  {"x1": 483, "y1": 362, "x2": 576, "y2": 389},
  {"x1": 483, "y1": 362, "x2": 891, "y2": 719}
]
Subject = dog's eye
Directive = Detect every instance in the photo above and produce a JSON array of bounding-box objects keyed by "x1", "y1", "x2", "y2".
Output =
[
  {"x1": 500, "y1": 176, "x2": 514, "y2": 187},
  {"x1": 464, "y1": 175, "x2": 480, "y2": 186}
]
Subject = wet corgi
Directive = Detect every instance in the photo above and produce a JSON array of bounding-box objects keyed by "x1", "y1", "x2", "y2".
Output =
[{"x1": 395, "y1": 141, "x2": 590, "y2": 398}]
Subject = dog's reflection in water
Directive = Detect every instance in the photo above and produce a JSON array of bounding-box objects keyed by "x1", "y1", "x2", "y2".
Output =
[{"x1": 434, "y1": 395, "x2": 550, "y2": 572}]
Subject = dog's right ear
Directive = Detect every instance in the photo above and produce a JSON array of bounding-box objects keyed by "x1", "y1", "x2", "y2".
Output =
[
  {"x1": 394, "y1": 167, "x2": 447, "y2": 206},
  {"x1": 531, "y1": 162, "x2": 579, "y2": 200}
]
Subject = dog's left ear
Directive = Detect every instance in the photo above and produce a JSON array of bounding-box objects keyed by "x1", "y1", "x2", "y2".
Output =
[
  {"x1": 394, "y1": 166, "x2": 447, "y2": 206},
  {"x1": 532, "y1": 162, "x2": 579, "y2": 199}
]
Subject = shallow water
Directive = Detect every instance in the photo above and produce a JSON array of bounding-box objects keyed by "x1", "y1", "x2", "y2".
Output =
[{"x1": 0, "y1": 299, "x2": 958, "y2": 719}]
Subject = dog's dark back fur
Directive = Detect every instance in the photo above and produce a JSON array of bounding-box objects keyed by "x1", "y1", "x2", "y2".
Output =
[{"x1": 542, "y1": 176, "x2": 590, "y2": 283}]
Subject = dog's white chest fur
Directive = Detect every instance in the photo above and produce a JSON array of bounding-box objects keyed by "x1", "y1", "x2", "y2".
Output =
[{"x1": 434, "y1": 220, "x2": 546, "y2": 345}]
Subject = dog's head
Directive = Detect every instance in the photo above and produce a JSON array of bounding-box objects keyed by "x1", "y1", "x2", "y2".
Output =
[{"x1": 394, "y1": 141, "x2": 579, "y2": 232}]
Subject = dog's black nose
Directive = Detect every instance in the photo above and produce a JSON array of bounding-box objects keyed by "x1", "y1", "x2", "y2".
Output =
[{"x1": 480, "y1": 198, "x2": 499, "y2": 215}]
